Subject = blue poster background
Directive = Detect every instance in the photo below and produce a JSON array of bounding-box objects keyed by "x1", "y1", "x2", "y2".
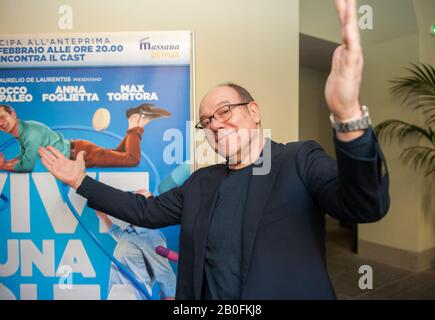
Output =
[{"x1": 0, "y1": 65, "x2": 190, "y2": 299}]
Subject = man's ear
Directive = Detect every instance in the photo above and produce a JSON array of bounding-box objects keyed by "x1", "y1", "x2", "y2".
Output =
[
  {"x1": 11, "y1": 111, "x2": 17, "y2": 119},
  {"x1": 247, "y1": 102, "x2": 261, "y2": 124}
]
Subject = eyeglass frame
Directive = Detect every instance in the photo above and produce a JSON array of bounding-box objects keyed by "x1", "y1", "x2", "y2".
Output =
[{"x1": 195, "y1": 102, "x2": 252, "y2": 129}]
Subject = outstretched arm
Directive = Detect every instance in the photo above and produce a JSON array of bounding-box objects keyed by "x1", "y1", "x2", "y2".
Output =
[
  {"x1": 38, "y1": 146, "x2": 187, "y2": 228},
  {"x1": 94, "y1": 190, "x2": 153, "y2": 227},
  {"x1": 0, "y1": 153, "x2": 19, "y2": 171}
]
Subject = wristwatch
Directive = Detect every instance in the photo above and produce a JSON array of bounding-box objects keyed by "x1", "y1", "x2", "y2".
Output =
[{"x1": 330, "y1": 105, "x2": 371, "y2": 132}]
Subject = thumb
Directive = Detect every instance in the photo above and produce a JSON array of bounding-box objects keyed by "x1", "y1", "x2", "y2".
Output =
[{"x1": 76, "y1": 151, "x2": 86, "y2": 163}]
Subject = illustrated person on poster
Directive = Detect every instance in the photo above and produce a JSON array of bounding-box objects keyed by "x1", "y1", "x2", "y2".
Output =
[
  {"x1": 0, "y1": 103, "x2": 171, "y2": 172},
  {"x1": 95, "y1": 189, "x2": 176, "y2": 300}
]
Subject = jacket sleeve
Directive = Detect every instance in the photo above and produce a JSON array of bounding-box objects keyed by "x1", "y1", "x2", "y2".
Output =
[
  {"x1": 76, "y1": 170, "x2": 199, "y2": 228},
  {"x1": 296, "y1": 127, "x2": 390, "y2": 223}
]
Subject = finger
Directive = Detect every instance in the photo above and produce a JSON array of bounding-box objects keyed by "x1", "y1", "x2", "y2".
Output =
[
  {"x1": 76, "y1": 151, "x2": 86, "y2": 163},
  {"x1": 345, "y1": 22, "x2": 362, "y2": 51},
  {"x1": 143, "y1": 190, "x2": 152, "y2": 198},
  {"x1": 331, "y1": 45, "x2": 346, "y2": 75},
  {"x1": 345, "y1": 0, "x2": 358, "y2": 25},
  {"x1": 38, "y1": 147, "x2": 57, "y2": 163},
  {"x1": 344, "y1": 26, "x2": 363, "y2": 66},
  {"x1": 344, "y1": 0, "x2": 361, "y2": 51},
  {"x1": 46, "y1": 146, "x2": 65, "y2": 159},
  {"x1": 40, "y1": 156, "x2": 54, "y2": 172},
  {"x1": 334, "y1": 0, "x2": 346, "y2": 25}
]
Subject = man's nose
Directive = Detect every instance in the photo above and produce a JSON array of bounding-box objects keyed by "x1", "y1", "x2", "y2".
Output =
[{"x1": 208, "y1": 117, "x2": 226, "y2": 131}]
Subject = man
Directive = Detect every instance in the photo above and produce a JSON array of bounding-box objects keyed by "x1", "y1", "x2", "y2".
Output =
[
  {"x1": 0, "y1": 103, "x2": 171, "y2": 172},
  {"x1": 95, "y1": 190, "x2": 176, "y2": 300},
  {"x1": 38, "y1": 0, "x2": 390, "y2": 299}
]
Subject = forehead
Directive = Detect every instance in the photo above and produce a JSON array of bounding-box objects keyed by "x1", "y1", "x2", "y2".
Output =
[
  {"x1": 199, "y1": 86, "x2": 241, "y2": 117},
  {"x1": 0, "y1": 108, "x2": 11, "y2": 117}
]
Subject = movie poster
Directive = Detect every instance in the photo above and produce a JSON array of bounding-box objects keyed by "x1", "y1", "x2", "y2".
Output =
[{"x1": 0, "y1": 31, "x2": 193, "y2": 300}]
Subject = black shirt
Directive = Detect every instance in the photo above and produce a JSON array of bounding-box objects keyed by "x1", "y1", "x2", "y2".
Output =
[{"x1": 204, "y1": 164, "x2": 252, "y2": 299}]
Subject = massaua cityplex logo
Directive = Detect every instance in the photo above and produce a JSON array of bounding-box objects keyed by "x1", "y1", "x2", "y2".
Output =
[{"x1": 139, "y1": 36, "x2": 181, "y2": 59}]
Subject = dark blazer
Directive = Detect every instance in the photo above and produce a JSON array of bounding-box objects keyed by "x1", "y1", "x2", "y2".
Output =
[{"x1": 77, "y1": 135, "x2": 390, "y2": 300}]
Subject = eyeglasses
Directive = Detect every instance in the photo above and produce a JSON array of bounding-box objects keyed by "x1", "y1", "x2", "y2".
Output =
[{"x1": 195, "y1": 102, "x2": 251, "y2": 129}]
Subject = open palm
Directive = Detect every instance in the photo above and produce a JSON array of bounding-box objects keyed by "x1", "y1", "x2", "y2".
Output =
[
  {"x1": 38, "y1": 146, "x2": 86, "y2": 189},
  {"x1": 325, "y1": 0, "x2": 363, "y2": 121}
]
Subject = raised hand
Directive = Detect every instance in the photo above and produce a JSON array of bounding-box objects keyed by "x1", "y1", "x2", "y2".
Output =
[
  {"x1": 38, "y1": 146, "x2": 86, "y2": 189},
  {"x1": 325, "y1": 0, "x2": 364, "y2": 122}
]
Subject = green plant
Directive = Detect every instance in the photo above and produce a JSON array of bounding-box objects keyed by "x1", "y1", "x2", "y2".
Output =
[{"x1": 375, "y1": 63, "x2": 435, "y2": 177}]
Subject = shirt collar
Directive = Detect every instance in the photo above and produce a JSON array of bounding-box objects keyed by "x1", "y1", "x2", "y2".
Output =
[{"x1": 125, "y1": 225, "x2": 136, "y2": 233}]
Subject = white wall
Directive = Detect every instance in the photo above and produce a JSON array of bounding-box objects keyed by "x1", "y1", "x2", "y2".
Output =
[
  {"x1": 299, "y1": 67, "x2": 334, "y2": 157},
  {"x1": 413, "y1": 0, "x2": 435, "y2": 252},
  {"x1": 359, "y1": 34, "x2": 422, "y2": 252}
]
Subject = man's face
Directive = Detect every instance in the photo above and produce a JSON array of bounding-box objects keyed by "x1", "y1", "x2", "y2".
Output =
[
  {"x1": 199, "y1": 86, "x2": 260, "y2": 161},
  {"x1": 0, "y1": 108, "x2": 17, "y2": 134}
]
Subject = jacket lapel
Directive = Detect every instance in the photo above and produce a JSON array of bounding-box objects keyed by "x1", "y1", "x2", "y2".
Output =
[
  {"x1": 192, "y1": 164, "x2": 227, "y2": 299},
  {"x1": 241, "y1": 140, "x2": 284, "y2": 287}
]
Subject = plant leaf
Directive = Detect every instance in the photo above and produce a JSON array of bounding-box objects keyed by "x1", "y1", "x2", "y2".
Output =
[
  {"x1": 400, "y1": 146, "x2": 435, "y2": 176},
  {"x1": 374, "y1": 120, "x2": 433, "y2": 145}
]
